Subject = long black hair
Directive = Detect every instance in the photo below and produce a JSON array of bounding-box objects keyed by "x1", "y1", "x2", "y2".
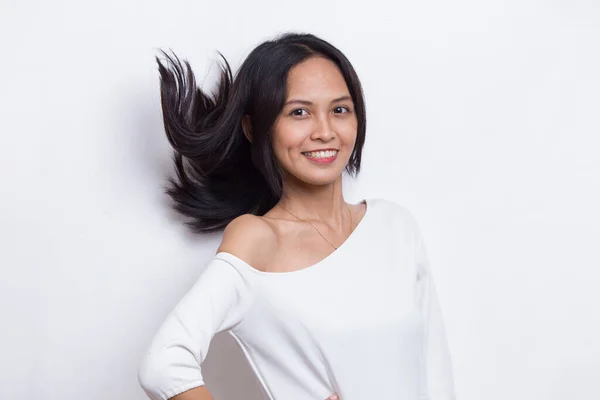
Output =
[{"x1": 156, "y1": 32, "x2": 367, "y2": 234}]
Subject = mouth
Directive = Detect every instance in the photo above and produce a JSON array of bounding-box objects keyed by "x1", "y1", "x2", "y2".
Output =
[{"x1": 301, "y1": 149, "x2": 338, "y2": 164}]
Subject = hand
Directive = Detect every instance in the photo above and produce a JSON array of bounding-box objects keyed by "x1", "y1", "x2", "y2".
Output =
[{"x1": 326, "y1": 394, "x2": 339, "y2": 400}]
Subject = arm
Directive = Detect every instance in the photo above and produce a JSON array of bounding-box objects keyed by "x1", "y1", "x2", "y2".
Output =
[
  {"x1": 138, "y1": 256, "x2": 250, "y2": 400},
  {"x1": 413, "y1": 219, "x2": 456, "y2": 400},
  {"x1": 170, "y1": 386, "x2": 213, "y2": 400},
  {"x1": 170, "y1": 386, "x2": 214, "y2": 400}
]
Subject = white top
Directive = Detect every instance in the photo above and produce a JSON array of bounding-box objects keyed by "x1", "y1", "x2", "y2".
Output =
[{"x1": 138, "y1": 198, "x2": 456, "y2": 400}]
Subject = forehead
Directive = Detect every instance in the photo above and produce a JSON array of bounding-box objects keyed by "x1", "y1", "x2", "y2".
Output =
[{"x1": 285, "y1": 56, "x2": 349, "y2": 99}]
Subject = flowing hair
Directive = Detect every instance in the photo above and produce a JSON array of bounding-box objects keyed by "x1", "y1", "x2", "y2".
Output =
[{"x1": 156, "y1": 32, "x2": 367, "y2": 234}]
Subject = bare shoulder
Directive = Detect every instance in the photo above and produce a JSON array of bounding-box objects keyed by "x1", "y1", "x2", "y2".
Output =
[{"x1": 216, "y1": 213, "x2": 278, "y2": 271}]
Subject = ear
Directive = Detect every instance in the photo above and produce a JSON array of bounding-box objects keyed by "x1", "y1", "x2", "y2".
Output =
[{"x1": 241, "y1": 114, "x2": 252, "y2": 143}]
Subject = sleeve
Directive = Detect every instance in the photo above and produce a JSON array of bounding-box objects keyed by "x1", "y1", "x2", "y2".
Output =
[
  {"x1": 413, "y1": 219, "x2": 457, "y2": 400},
  {"x1": 137, "y1": 256, "x2": 251, "y2": 400}
]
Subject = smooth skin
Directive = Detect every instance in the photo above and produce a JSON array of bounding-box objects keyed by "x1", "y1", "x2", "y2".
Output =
[{"x1": 175, "y1": 56, "x2": 363, "y2": 400}]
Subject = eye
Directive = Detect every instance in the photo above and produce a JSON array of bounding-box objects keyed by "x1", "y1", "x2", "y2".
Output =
[
  {"x1": 290, "y1": 108, "x2": 308, "y2": 117},
  {"x1": 333, "y1": 106, "x2": 351, "y2": 114}
]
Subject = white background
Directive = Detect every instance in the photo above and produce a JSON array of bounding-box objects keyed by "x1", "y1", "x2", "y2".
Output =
[{"x1": 1, "y1": 0, "x2": 599, "y2": 399}]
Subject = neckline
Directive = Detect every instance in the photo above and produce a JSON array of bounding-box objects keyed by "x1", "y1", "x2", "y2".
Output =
[{"x1": 216, "y1": 198, "x2": 373, "y2": 277}]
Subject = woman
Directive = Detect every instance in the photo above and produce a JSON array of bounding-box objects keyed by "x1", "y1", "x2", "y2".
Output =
[{"x1": 138, "y1": 32, "x2": 456, "y2": 400}]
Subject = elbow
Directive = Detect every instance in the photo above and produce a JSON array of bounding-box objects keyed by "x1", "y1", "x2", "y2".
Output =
[
  {"x1": 137, "y1": 352, "x2": 166, "y2": 400},
  {"x1": 137, "y1": 349, "x2": 205, "y2": 400}
]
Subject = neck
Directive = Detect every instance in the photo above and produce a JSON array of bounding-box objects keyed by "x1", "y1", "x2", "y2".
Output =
[{"x1": 278, "y1": 176, "x2": 349, "y2": 227}]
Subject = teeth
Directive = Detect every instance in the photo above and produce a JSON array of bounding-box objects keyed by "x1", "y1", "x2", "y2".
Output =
[{"x1": 303, "y1": 150, "x2": 338, "y2": 158}]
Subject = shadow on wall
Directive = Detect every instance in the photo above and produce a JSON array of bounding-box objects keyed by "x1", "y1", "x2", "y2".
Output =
[{"x1": 203, "y1": 333, "x2": 266, "y2": 399}]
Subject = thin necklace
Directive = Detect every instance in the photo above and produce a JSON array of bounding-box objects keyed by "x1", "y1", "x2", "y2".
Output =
[{"x1": 277, "y1": 201, "x2": 353, "y2": 250}]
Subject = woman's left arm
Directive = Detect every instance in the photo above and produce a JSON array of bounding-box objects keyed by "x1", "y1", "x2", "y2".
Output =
[{"x1": 413, "y1": 218, "x2": 457, "y2": 400}]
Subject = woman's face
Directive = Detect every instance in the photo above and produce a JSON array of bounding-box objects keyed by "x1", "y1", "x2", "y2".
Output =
[{"x1": 271, "y1": 56, "x2": 358, "y2": 186}]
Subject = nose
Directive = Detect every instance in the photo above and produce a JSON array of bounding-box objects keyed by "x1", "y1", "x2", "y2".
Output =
[{"x1": 311, "y1": 114, "x2": 336, "y2": 141}]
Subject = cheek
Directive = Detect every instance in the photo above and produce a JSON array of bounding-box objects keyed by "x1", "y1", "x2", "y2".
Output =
[
  {"x1": 335, "y1": 117, "x2": 358, "y2": 141},
  {"x1": 272, "y1": 121, "x2": 307, "y2": 150}
]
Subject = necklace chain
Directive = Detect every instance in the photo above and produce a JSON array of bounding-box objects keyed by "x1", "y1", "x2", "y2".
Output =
[{"x1": 277, "y1": 201, "x2": 353, "y2": 250}]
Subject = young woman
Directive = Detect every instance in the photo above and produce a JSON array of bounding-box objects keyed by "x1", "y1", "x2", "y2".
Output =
[{"x1": 138, "y1": 32, "x2": 456, "y2": 400}]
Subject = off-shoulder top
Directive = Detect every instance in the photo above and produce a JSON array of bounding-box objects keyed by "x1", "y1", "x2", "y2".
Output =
[{"x1": 138, "y1": 197, "x2": 456, "y2": 400}]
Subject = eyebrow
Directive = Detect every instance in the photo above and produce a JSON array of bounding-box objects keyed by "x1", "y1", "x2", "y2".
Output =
[{"x1": 284, "y1": 95, "x2": 353, "y2": 107}]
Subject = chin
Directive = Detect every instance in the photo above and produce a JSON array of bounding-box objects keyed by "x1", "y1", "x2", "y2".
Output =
[{"x1": 297, "y1": 171, "x2": 343, "y2": 186}]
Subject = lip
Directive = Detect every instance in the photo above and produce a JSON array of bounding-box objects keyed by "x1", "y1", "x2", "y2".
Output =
[
  {"x1": 302, "y1": 148, "x2": 339, "y2": 152},
  {"x1": 302, "y1": 149, "x2": 338, "y2": 165}
]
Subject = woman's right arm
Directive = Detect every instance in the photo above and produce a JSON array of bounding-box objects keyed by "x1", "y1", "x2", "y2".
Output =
[
  {"x1": 137, "y1": 256, "x2": 250, "y2": 400},
  {"x1": 169, "y1": 386, "x2": 214, "y2": 400},
  {"x1": 170, "y1": 387, "x2": 339, "y2": 400},
  {"x1": 138, "y1": 255, "x2": 340, "y2": 400}
]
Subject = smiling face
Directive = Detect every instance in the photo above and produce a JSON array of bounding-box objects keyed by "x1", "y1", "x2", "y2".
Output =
[{"x1": 271, "y1": 56, "x2": 358, "y2": 187}]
